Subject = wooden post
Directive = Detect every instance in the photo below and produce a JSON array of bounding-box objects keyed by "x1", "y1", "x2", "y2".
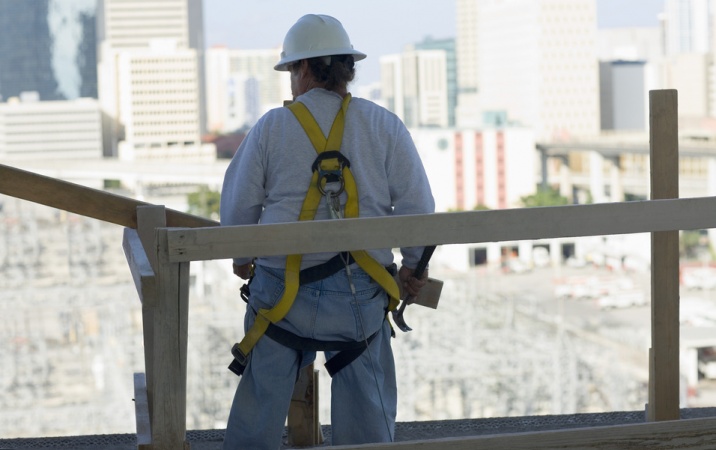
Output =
[
  {"x1": 647, "y1": 89, "x2": 680, "y2": 421},
  {"x1": 135, "y1": 206, "x2": 165, "y2": 423},
  {"x1": 287, "y1": 363, "x2": 323, "y2": 446},
  {"x1": 149, "y1": 208, "x2": 191, "y2": 449}
]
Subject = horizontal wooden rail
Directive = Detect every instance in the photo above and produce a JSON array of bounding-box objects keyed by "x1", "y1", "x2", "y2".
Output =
[
  {"x1": 162, "y1": 196, "x2": 716, "y2": 263},
  {"x1": 0, "y1": 163, "x2": 217, "y2": 229},
  {"x1": 331, "y1": 416, "x2": 716, "y2": 449}
]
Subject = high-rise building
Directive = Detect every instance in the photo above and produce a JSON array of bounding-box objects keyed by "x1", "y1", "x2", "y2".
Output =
[
  {"x1": 664, "y1": 0, "x2": 716, "y2": 55},
  {"x1": 0, "y1": 0, "x2": 98, "y2": 102},
  {"x1": 98, "y1": 0, "x2": 209, "y2": 160},
  {"x1": 0, "y1": 97, "x2": 104, "y2": 160},
  {"x1": 455, "y1": 0, "x2": 481, "y2": 127},
  {"x1": 414, "y1": 37, "x2": 457, "y2": 127},
  {"x1": 380, "y1": 48, "x2": 449, "y2": 128},
  {"x1": 205, "y1": 47, "x2": 290, "y2": 133},
  {"x1": 475, "y1": 0, "x2": 600, "y2": 139}
]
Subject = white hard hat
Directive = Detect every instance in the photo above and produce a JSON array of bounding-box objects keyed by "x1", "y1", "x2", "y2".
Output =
[{"x1": 274, "y1": 14, "x2": 366, "y2": 71}]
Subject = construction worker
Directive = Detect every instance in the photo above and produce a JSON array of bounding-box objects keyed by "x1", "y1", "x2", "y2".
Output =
[{"x1": 220, "y1": 14, "x2": 435, "y2": 449}]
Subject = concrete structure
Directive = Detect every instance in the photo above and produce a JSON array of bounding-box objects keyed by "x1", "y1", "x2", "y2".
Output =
[
  {"x1": 0, "y1": 0, "x2": 98, "y2": 102},
  {"x1": 0, "y1": 98, "x2": 104, "y2": 160},
  {"x1": 205, "y1": 47, "x2": 290, "y2": 133}
]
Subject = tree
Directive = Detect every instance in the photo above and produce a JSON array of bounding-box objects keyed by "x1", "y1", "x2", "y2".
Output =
[
  {"x1": 187, "y1": 186, "x2": 221, "y2": 220},
  {"x1": 519, "y1": 186, "x2": 569, "y2": 208}
]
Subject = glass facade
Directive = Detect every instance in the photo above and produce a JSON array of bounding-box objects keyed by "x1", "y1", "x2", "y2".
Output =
[{"x1": 0, "y1": 0, "x2": 97, "y2": 102}]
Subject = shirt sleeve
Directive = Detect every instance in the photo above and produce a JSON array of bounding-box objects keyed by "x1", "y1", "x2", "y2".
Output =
[
  {"x1": 386, "y1": 123, "x2": 436, "y2": 269},
  {"x1": 220, "y1": 124, "x2": 266, "y2": 266}
]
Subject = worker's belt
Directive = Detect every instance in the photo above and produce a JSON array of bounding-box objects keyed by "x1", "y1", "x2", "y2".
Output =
[{"x1": 300, "y1": 252, "x2": 354, "y2": 285}]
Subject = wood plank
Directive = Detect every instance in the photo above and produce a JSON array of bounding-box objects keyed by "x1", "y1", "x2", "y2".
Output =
[
  {"x1": 122, "y1": 228, "x2": 156, "y2": 306},
  {"x1": 164, "y1": 196, "x2": 716, "y2": 263},
  {"x1": 0, "y1": 163, "x2": 217, "y2": 229},
  {"x1": 287, "y1": 364, "x2": 323, "y2": 447},
  {"x1": 329, "y1": 416, "x2": 716, "y2": 449},
  {"x1": 137, "y1": 205, "x2": 168, "y2": 274},
  {"x1": 648, "y1": 89, "x2": 680, "y2": 422},
  {"x1": 133, "y1": 372, "x2": 152, "y2": 448},
  {"x1": 151, "y1": 227, "x2": 191, "y2": 450}
]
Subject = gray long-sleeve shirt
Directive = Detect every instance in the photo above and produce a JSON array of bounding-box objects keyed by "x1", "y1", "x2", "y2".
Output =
[{"x1": 220, "y1": 88, "x2": 435, "y2": 270}]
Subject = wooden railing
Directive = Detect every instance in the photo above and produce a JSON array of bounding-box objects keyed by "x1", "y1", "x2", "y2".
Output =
[{"x1": 3, "y1": 90, "x2": 716, "y2": 449}]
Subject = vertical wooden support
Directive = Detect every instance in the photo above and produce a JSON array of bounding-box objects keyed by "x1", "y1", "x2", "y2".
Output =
[
  {"x1": 647, "y1": 89, "x2": 680, "y2": 422},
  {"x1": 145, "y1": 206, "x2": 191, "y2": 449},
  {"x1": 287, "y1": 363, "x2": 323, "y2": 446},
  {"x1": 135, "y1": 206, "x2": 165, "y2": 431}
]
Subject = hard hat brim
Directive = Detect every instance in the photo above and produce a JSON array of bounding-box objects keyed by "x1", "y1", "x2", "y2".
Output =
[{"x1": 274, "y1": 48, "x2": 367, "y2": 71}]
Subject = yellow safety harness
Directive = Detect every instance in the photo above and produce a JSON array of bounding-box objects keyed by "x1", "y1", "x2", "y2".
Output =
[{"x1": 229, "y1": 94, "x2": 400, "y2": 374}]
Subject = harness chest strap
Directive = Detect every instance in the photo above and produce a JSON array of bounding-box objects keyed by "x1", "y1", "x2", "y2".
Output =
[{"x1": 233, "y1": 95, "x2": 400, "y2": 365}]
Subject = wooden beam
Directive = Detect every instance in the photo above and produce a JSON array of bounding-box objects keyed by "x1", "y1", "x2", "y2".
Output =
[
  {"x1": 163, "y1": 196, "x2": 716, "y2": 263},
  {"x1": 648, "y1": 89, "x2": 680, "y2": 421},
  {"x1": 122, "y1": 228, "x2": 156, "y2": 306},
  {"x1": 0, "y1": 163, "x2": 217, "y2": 229},
  {"x1": 152, "y1": 226, "x2": 191, "y2": 450},
  {"x1": 287, "y1": 364, "x2": 323, "y2": 447},
  {"x1": 133, "y1": 373, "x2": 152, "y2": 449},
  {"x1": 331, "y1": 416, "x2": 716, "y2": 449}
]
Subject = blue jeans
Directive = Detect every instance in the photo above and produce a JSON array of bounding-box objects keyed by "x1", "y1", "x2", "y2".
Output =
[{"x1": 223, "y1": 264, "x2": 397, "y2": 450}]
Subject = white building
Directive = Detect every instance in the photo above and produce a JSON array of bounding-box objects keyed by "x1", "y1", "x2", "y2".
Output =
[
  {"x1": 664, "y1": 0, "x2": 716, "y2": 55},
  {"x1": 0, "y1": 97, "x2": 104, "y2": 161},
  {"x1": 114, "y1": 47, "x2": 210, "y2": 161},
  {"x1": 205, "y1": 47, "x2": 290, "y2": 133},
  {"x1": 455, "y1": 0, "x2": 481, "y2": 127},
  {"x1": 98, "y1": 0, "x2": 210, "y2": 161},
  {"x1": 411, "y1": 127, "x2": 537, "y2": 213},
  {"x1": 464, "y1": 0, "x2": 600, "y2": 140},
  {"x1": 380, "y1": 49, "x2": 448, "y2": 128}
]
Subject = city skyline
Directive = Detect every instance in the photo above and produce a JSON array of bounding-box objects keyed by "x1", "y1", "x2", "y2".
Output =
[{"x1": 203, "y1": 0, "x2": 664, "y2": 88}]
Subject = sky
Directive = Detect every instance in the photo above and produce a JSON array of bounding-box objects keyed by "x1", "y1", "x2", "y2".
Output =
[{"x1": 203, "y1": 0, "x2": 665, "y2": 87}]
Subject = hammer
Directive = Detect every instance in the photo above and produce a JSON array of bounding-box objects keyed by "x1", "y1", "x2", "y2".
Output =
[{"x1": 392, "y1": 245, "x2": 436, "y2": 332}]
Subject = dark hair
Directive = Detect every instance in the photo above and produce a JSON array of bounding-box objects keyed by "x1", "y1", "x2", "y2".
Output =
[{"x1": 306, "y1": 54, "x2": 355, "y2": 91}]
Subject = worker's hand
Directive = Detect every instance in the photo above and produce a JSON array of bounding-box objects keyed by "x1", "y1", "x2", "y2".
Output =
[
  {"x1": 398, "y1": 265, "x2": 428, "y2": 302},
  {"x1": 233, "y1": 262, "x2": 253, "y2": 280}
]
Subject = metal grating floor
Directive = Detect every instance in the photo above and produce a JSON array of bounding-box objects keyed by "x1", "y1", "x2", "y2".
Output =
[{"x1": 2, "y1": 407, "x2": 716, "y2": 449}]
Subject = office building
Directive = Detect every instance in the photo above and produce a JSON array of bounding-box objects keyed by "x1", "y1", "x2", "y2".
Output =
[
  {"x1": 414, "y1": 37, "x2": 457, "y2": 127},
  {"x1": 456, "y1": 0, "x2": 599, "y2": 139},
  {"x1": 0, "y1": 97, "x2": 104, "y2": 160},
  {"x1": 98, "y1": 0, "x2": 209, "y2": 160},
  {"x1": 0, "y1": 0, "x2": 98, "y2": 102},
  {"x1": 380, "y1": 48, "x2": 449, "y2": 128}
]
